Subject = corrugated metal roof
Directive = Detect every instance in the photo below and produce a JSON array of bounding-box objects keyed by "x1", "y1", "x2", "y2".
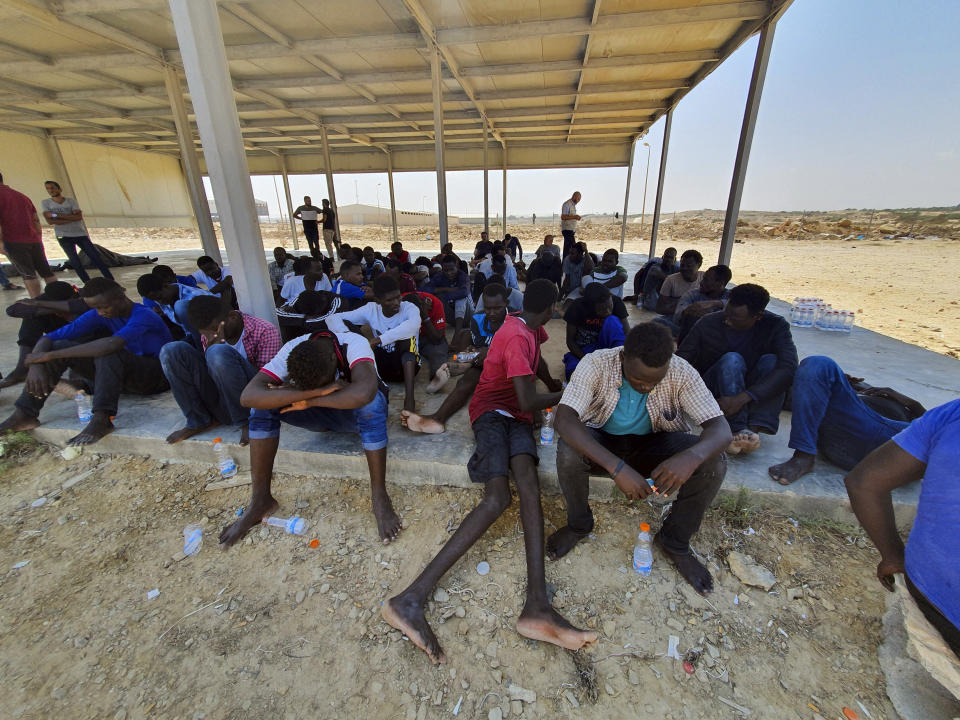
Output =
[{"x1": 0, "y1": 0, "x2": 791, "y2": 173}]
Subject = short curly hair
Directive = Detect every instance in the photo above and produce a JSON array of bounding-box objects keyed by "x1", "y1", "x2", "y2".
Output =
[
  {"x1": 623, "y1": 322, "x2": 674, "y2": 368},
  {"x1": 286, "y1": 337, "x2": 339, "y2": 390}
]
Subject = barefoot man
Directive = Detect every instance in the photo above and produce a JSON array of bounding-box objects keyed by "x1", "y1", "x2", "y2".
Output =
[
  {"x1": 383, "y1": 279, "x2": 596, "y2": 663},
  {"x1": 219, "y1": 327, "x2": 402, "y2": 546},
  {"x1": 0, "y1": 277, "x2": 172, "y2": 445},
  {"x1": 551, "y1": 322, "x2": 731, "y2": 595}
]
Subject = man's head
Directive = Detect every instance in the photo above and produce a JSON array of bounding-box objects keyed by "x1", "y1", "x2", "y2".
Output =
[
  {"x1": 287, "y1": 337, "x2": 339, "y2": 390},
  {"x1": 45, "y1": 180, "x2": 62, "y2": 197},
  {"x1": 80, "y1": 277, "x2": 128, "y2": 319},
  {"x1": 700, "y1": 265, "x2": 732, "y2": 297},
  {"x1": 383, "y1": 257, "x2": 402, "y2": 278},
  {"x1": 339, "y1": 243, "x2": 352, "y2": 257},
  {"x1": 622, "y1": 323, "x2": 674, "y2": 393},
  {"x1": 322, "y1": 198, "x2": 330, "y2": 208},
  {"x1": 599, "y1": 249, "x2": 619, "y2": 272},
  {"x1": 662, "y1": 247, "x2": 678, "y2": 267},
  {"x1": 305, "y1": 258, "x2": 326, "y2": 282},
  {"x1": 339, "y1": 259, "x2": 363, "y2": 286},
  {"x1": 571, "y1": 191, "x2": 581, "y2": 203},
  {"x1": 196, "y1": 255, "x2": 221, "y2": 280},
  {"x1": 570, "y1": 242, "x2": 586, "y2": 261},
  {"x1": 583, "y1": 281, "x2": 613, "y2": 319},
  {"x1": 491, "y1": 240, "x2": 505, "y2": 258},
  {"x1": 441, "y1": 242, "x2": 454, "y2": 255},
  {"x1": 481, "y1": 282, "x2": 509, "y2": 325},
  {"x1": 678, "y1": 249, "x2": 703, "y2": 282},
  {"x1": 373, "y1": 274, "x2": 401, "y2": 317},
  {"x1": 273, "y1": 246, "x2": 288, "y2": 264},
  {"x1": 440, "y1": 255, "x2": 460, "y2": 281},
  {"x1": 522, "y1": 278, "x2": 559, "y2": 324},
  {"x1": 186, "y1": 295, "x2": 237, "y2": 336},
  {"x1": 724, "y1": 283, "x2": 769, "y2": 332},
  {"x1": 136, "y1": 273, "x2": 176, "y2": 304},
  {"x1": 491, "y1": 254, "x2": 508, "y2": 275},
  {"x1": 480, "y1": 231, "x2": 488, "y2": 242},
  {"x1": 538, "y1": 249, "x2": 558, "y2": 266},
  {"x1": 151, "y1": 264, "x2": 177, "y2": 285},
  {"x1": 293, "y1": 290, "x2": 335, "y2": 317},
  {"x1": 37, "y1": 280, "x2": 77, "y2": 302},
  {"x1": 390, "y1": 241, "x2": 403, "y2": 255},
  {"x1": 362, "y1": 246, "x2": 376, "y2": 263},
  {"x1": 543, "y1": 234, "x2": 555, "y2": 246},
  {"x1": 291, "y1": 256, "x2": 312, "y2": 277},
  {"x1": 303, "y1": 195, "x2": 311, "y2": 205}
]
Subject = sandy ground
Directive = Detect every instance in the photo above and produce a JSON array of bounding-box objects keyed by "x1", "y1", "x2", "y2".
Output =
[
  {"x1": 0, "y1": 439, "x2": 899, "y2": 720},
  {"x1": 34, "y1": 207, "x2": 960, "y2": 358}
]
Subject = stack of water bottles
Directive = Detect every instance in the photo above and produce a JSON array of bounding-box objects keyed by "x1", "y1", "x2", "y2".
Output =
[{"x1": 790, "y1": 297, "x2": 855, "y2": 334}]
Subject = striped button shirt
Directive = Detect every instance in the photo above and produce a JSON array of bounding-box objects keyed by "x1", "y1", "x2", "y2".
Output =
[{"x1": 559, "y1": 348, "x2": 722, "y2": 433}]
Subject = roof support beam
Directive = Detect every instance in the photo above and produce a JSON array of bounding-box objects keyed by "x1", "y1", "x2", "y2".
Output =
[
  {"x1": 568, "y1": 0, "x2": 603, "y2": 142},
  {"x1": 619, "y1": 136, "x2": 637, "y2": 252},
  {"x1": 319, "y1": 124, "x2": 342, "y2": 246},
  {"x1": 430, "y1": 45, "x2": 448, "y2": 252},
  {"x1": 648, "y1": 109, "x2": 672, "y2": 259},
  {"x1": 278, "y1": 153, "x2": 299, "y2": 250},
  {"x1": 459, "y1": 50, "x2": 719, "y2": 77},
  {"x1": 386, "y1": 150, "x2": 399, "y2": 246}
]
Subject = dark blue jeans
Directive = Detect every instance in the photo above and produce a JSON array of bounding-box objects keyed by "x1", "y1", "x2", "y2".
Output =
[
  {"x1": 160, "y1": 341, "x2": 258, "y2": 429},
  {"x1": 0, "y1": 264, "x2": 13, "y2": 288},
  {"x1": 561, "y1": 229, "x2": 576, "y2": 257},
  {"x1": 58, "y1": 236, "x2": 114, "y2": 283},
  {"x1": 702, "y1": 351, "x2": 783, "y2": 434},
  {"x1": 788, "y1": 355, "x2": 909, "y2": 470}
]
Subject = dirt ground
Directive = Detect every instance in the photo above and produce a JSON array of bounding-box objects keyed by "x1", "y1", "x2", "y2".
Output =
[
  {"x1": 1, "y1": 439, "x2": 898, "y2": 720},
  {"x1": 38, "y1": 207, "x2": 960, "y2": 359}
]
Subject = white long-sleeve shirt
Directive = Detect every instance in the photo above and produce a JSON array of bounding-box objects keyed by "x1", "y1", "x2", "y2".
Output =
[
  {"x1": 280, "y1": 273, "x2": 332, "y2": 304},
  {"x1": 325, "y1": 300, "x2": 421, "y2": 351}
]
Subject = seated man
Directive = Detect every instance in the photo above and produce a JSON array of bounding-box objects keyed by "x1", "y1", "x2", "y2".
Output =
[
  {"x1": 280, "y1": 257, "x2": 332, "y2": 305},
  {"x1": 551, "y1": 322, "x2": 731, "y2": 594},
  {"x1": 383, "y1": 257, "x2": 417, "y2": 293},
  {"x1": 387, "y1": 241, "x2": 410, "y2": 264},
  {"x1": 560, "y1": 241, "x2": 595, "y2": 302},
  {"x1": 769, "y1": 356, "x2": 925, "y2": 485},
  {"x1": 1, "y1": 281, "x2": 87, "y2": 389},
  {"x1": 582, "y1": 249, "x2": 628, "y2": 298},
  {"x1": 192, "y1": 255, "x2": 233, "y2": 296},
  {"x1": 152, "y1": 264, "x2": 198, "y2": 288},
  {"x1": 219, "y1": 326, "x2": 401, "y2": 545},
  {"x1": 424, "y1": 255, "x2": 471, "y2": 335},
  {"x1": 563, "y1": 282, "x2": 630, "y2": 379},
  {"x1": 0, "y1": 278, "x2": 172, "y2": 445},
  {"x1": 477, "y1": 243, "x2": 519, "y2": 290},
  {"x1": 525, "y1": 248, "x2": 562, "y2": 289},
  {"x1": 632, "y1": 246, "x2": 678, "y2": 309},
  {"x1": 678, "y1": 283, "x2": 797, "y2": 455},
  {"x1": 475, "y1": 273, "x2": 522, "y2": 313},
  {"x1": 137, "y1": 272, "x2": 214, "y2": 344},
  {"x1": 332, "y1": 259, "x2": 374, "y2": 305},
  {"x1": 660, "y1": 264, "x2": 731, "y2": 341},
  {"x1": 327, "y1": 275, "x2": 422, "y2": 412},
  {"x1": 159, "y1": 295, "x2": 282, "y2": 446},
  {"x1": 383, "y1": 279, "x2": 595, "y2": 663},
  {"x1": 361, "y1": 246, "x2": 385, "y2": 281},
  {"x1": 533, "y1": 234, "x2": 562, "y2": 260},
  {"x1": 401, "y1": 290, "x2": 449, "y2": 394},
  {"x1": 844, "y1": 399, "x2": 960, "y2": 658},
  {"x1": 655, "y1": 250, "x2": 702, "y2": 316},
  {"x1": 267, "y1": 246, "x2": 295, "y2": 294}
]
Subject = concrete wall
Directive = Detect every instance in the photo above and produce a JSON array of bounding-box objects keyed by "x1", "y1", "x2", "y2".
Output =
[{"x1": 0, "y1": 130, "x2": 195, "y2": 229}]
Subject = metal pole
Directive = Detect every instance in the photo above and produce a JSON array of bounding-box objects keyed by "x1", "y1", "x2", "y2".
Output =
[
  {"x1": 386, "y1": 150, "x2": 399, "y2": 246},
  {"x1": 501, "y1": 141, "x2": 507, "y2": 238},
  {"x1": 162, "y1": 64, "x2": 220, "y2": 263},
  {"x1": 638, "y1": 142, "x2": 651, "y2": 238},
  {"x1": 483, "y1": 124, "x2": 489, "y2": 238},
  {"x1": 648, "y1": 109, "x2": 672, "y2": 260},
  {"x1": 319, "y1": 124, "x2": 342, "y2": 249},
  {"x1": 619, "y1": 137, "x2": 637, "y2": 253},
  {"x1": 720, "y1": 21, "x2": 777, "y2": 267},
  {"x1": 279, "y1": 154, "x2": 298, "y2": 250},
  {"x1": 431, "y1": 46, "x2": 449, "y2": 255},
  {"x1": 169, "y1": 0, "x2": 273, "y2": 322}
]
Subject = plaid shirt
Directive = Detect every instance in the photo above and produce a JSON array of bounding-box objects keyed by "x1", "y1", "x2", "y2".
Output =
[
  {"x1": 268, "y1": 258, "x2": 295, "y2": 288},
  {"x1": 559, "y1": 348, "x2": 722, "y2": 433},
  {"x1": 201, "y1": 312, "x2": 282, "y2": 370}
]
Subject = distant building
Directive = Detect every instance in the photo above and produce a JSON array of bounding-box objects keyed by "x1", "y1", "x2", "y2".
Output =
[
  {"x1": 338, "y1": 203, "x2": 459, "y2": 227},
  {"x1": 209, "y1": 197, "x2": 269, "y2": 221}
]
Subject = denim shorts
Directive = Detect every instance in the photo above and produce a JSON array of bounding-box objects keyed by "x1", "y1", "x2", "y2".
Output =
[
  {"x1": 248, "y1": 388, "x2": 389, "y2": 451},
  {"x1": 467, "y1": 411, "x2": 538, "y2": 483}
]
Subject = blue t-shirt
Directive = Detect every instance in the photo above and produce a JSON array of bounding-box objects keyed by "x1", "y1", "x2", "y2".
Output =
[
  {"x1": 332, "y1": 278, "x2": 366, "y2": 300},
  {"x1": 46, "y1": 303, "x2": 172, "y2": 357},
  {"x1": 893, "y1": 399, "x2": 960, "y2": 630},
  {"x1": 602, "y1": 377, "x2": 653, "y2": 436},
  {"x1": 176, "y1": 274, "x2": 198, "y2": 288}
]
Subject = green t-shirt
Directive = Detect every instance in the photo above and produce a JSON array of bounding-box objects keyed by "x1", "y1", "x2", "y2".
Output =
[{"x1": 602, "y1": 377, "x2": 652, "y2": 436}]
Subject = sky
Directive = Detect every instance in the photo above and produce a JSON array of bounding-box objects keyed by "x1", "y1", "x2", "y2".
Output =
[{"x1": 232, "y1": 0, "x2": 960, "y2": 219}]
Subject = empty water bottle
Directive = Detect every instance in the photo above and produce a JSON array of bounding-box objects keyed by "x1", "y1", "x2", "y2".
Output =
[
  {"x1": 262, "y1": 516, "x2": 308, "y2": 535},
  {"x1": 213, "y1": 437, "x2": 237, "y2": 478},
  {"x1": 633, "y1": 522, "x2": 653, "y2": 576},
  {"x1": 183, "y1": 524, "x2": 203, "y2": 555},
  {"x1": 540, "y1": 407, "x2": 555, "y2": 445},
  {"x1": 453, "y1": 351, "x2": 479, "y2": 363},
  {"x1": 75, "y1": 392, "x2": 92, "y2": 423}
]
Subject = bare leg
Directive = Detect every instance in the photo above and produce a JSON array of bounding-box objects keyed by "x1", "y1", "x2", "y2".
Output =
[
  {"x1": 402, "y1": 358, "x2": 417, "y2": 412},
  {"x1": 218, "y1": 436, "x2": 280, "y2": 547},
  {"x1": 23, "y1": 277, "x2": 42, "y2": 299},
  {"x1": 401, "y1": 368, "x2": 479, "y2": 434},
  {"x1": 0, "y1": 346, "x2": 31, "y2": 389},
  {"x1": 382, "y1": 476, "x2": 511, "y2": 663},
  {"x1": 365, "y1": 447, "x2": 402, "y2": 543}
]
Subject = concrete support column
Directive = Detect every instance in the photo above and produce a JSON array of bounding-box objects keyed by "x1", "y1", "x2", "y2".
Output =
[
  {"x1": 279, "y1": 154, "x2": 298, "y2": 250},
  {"x1": 386, "y1": 150, "x2": 399, "y2": 246},
  {"x1": 501, "y1": 141, "x2": 507, "y2": 238},
  {"x1": 45, "y1": 133, "x2": 75, "y2": 199},
  {"x1": 431, "y1": 46, "x2": 449, "y2": 255},
  {"x1": 319, "y1": 124, "x2": 342, "y2": 249},
  {"x1": 162, "y1": 64, "x2": 220, "y2": 263},
  {"x1": 720, "y1": 21, "x2": 777, "y2": 266},
  {"x1": 482, "y1": 124, "x2": 489, "y2": 238},
  {"x1": 619, "y1": 136, "x2": 637, "y2": 253},
  {"x1": 648, "y1": 109, "x2": 673, "y2": 260},
  {"x1": 168, "y1": 0, "x2": 273, "y2": 322}
]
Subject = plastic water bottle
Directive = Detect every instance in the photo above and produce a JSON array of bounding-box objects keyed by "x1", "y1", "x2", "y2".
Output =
[
  {"x1": 213, "y1": 437, "x2": 237, "y2": 478},
  {"x1": 453, "y1": 351, "x2": 479, "y2": 362},
  {"x1": 262, "y1": 516, "x2": 308, "y2": 535},
  {"x1": 842, "y1": 311, "x2": 855, "y2": 333},
  {"x1": 75, "y1": 392, "x2": 92, "y2": 423},
  {"x1": 633, "y1": 522, "x2": 653, "y2": 576},
  {"x1": 183, "y1": 524, "x2": 203, "y2": 556},
  {"x1": 540, "y1": 407, "x2": 555, "y2": 445}
]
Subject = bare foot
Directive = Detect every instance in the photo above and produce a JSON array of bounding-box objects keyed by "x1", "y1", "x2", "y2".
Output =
[
  {"x1": 381, "y1": 594, "x2": 446, "y2": 664},
  {"x1": 426, "y1": 363, "x2": 451, "y2": 393},
  {"x1": 0, "y1": 370, "x2": 27, "y2": 389},
  {"x1": 546, "y1": 526, "x2": 588, "y2": 561},
  {"x1": 372, "y1": 491, "x2": 402, "y2": 544},
  {"x1": 654, "y1": 532, "x2": 714, "y2": 595},
  {"x1": 239, "y1": 422, "x2": 250, "y2": 447},
  {"x1": 218, "y1": 494, "x2": 279, "y2": 547},
  {"x1": 727, "y1": 429, "x2": 760, "y2": 456},
  {"x1": 768, "y1": 451, "x2": 815, "y2": 485},
  {"x1": 401, "y1": 410, "x2": 445, "y2": 435},
  {"x1": 67, "y1": 413, "x2": 115, "y2": 445},
  {"x1": 516, "y1": 602, "x2": 598, "y2": 651},
  {"x1": 0, "y1": 408, "x2": 40, "y2": 433},
  {"x1": 166, "y1": 421, "x2": 219, "y2": 444}
]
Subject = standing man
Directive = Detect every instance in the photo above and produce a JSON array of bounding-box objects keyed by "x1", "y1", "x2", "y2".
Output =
[
  {"x1": 321, "y1": 198, "x2": 338, "y2": 259},
  {"x1": 560, "y1": 190, "x2": 582, "y2": 258},
  {"x1": 0, "y1": 172, "x2": 57, "y2": 298},
  {"x1": 292, "y1": 196, "x2": 322, "y2": 259},
  {"x1": 41, "y1": 180, "x2": 114, "y2": 283}
]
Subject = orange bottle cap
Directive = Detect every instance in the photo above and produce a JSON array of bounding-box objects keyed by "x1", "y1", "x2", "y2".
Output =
[
  {"x1": 639, "y1": 522, "x2": 650, "y2": 532},
  {"x1": 309, "y1": 539, "x2": 320, "y2": 549},
  {"x1": 213, "y1": 437, "x2": 222, "y2": 443}
]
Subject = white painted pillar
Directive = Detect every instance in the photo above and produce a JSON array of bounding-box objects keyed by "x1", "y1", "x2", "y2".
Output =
[
  {"x1": 45, "y1": 133, "x2": 75, "y2": 199},
  {"x1": 619, "y1": 136, "x2": 637, "y2": 253},
  {"x1": 279, "y1": 154, "x2": 298, "y2": 250},
  {"x1": 431, "y1": 46, "x2": 449, "y2": 255},
  {"x1": 648, "y1": 109, "x2": 672, "y2": 260},
  {"x1": 162, "y1": 64, "x2": 220, "y2": 263},
  {"x1": 386, "y1": 150, "x2": 399, "y2": 246},
  {"x1": 482, "y1": 124, "x2": 489, "y2": 238},
  {"x1": 168, "y1": 0, "x2": 274, "y2": 322},
  {"x1": 501, "y1": 141, "x2": 507, "y2": 238},
  {"x1": 720, "y1": 21, "x2": 777, "y2": 267},
  {"x1": 319, "y1": 124, "x2": 342, "y2": 248}
]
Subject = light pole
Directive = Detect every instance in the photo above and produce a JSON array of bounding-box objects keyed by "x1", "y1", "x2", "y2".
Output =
[{"x1": 639, "y1": 141, "x2": 652, "y2": 239}]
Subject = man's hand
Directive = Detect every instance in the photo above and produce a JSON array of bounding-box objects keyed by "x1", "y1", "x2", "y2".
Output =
[
  {"x1": 204, "y1": 321, "x2": 227, "y2": 347},
  {"x1": 717, "y1": 393, "x2": 750, "y2": 417},
  {"x1": 650, "y1": 451, "x2": 702, "y2": 497},
  {"x1": 877, "y1": 557, "x2": 905, "y2": 592},
  {"x1": 25, "y1": 364, "x2": 53, "y2": 399},
  {"x1": 368, "y1": 335, "x2": 381, "y2": 348},
  {"x1": 279, "y1": 382, "x2": 344, "y2": 413},
  {"x1": 25, "y1": 351, "x2": 52, "y2": 366},
  {"x1": 614, "y1": 464, "x2": 652, "y2": 501}
]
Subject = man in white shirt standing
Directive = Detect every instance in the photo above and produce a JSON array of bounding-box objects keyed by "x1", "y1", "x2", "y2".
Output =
[
  {"x1": 560, "y1": 191, "x2": 582, "y2": 258},
  {"x1": 41, "y1": 180, "x2": 114, "y2": 284}
]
